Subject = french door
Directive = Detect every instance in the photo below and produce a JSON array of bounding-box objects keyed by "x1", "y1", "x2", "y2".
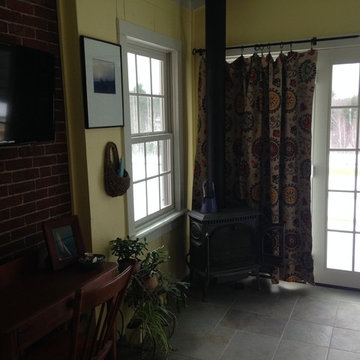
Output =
[{"x1": 312, "y1": 46, "x2": 360, "y2": 288}]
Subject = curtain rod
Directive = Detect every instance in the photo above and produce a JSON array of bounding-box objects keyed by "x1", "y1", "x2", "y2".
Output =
[{"x1": 192, "y1": 34, "x2": 360, "y2": 55}]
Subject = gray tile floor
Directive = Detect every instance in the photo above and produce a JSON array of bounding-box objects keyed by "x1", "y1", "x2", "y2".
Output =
[{"x1": 168, "y1": 278, "x2": 360, "y2": 360}]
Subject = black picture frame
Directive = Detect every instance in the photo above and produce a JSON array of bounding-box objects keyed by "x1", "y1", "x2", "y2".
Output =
[{"x1": 80, "y1": 36, "x2": 124, "y2": 128}]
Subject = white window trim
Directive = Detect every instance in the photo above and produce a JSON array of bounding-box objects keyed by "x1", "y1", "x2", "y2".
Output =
[{"x1": 118, "y1": 20, "x2": 185, "y2": 241}]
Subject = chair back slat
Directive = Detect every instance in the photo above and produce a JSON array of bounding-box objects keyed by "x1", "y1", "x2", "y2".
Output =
[{"x1": 73, "y1": 262, "x2": 133, "y2": 360}]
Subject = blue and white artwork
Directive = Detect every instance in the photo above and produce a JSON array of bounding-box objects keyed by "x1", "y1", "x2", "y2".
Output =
[{"x1": 93, "y1": 58, "x2": 116, "y2": 94}]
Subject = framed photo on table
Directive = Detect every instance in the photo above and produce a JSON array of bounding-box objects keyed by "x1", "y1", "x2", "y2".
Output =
[
  {"x1": 43, "y1": 215, "x2": 85, "y2": 271},
  {"x1": 80, "y1": 36, "x2": 124, "y2": 128}
]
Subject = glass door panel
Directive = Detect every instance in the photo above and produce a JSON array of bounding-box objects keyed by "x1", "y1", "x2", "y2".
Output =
[{"x1": 312, "y1": 47, "x2": 360, "y2": 289}]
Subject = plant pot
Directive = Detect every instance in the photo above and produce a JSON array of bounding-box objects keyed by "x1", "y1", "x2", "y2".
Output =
[{"x1": 141, "y1": 275, "x2": 158, "y2": 292}]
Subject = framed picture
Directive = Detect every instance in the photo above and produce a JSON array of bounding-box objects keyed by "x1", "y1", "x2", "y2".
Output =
[
  {"x1": 80, "y1": 36, "x2": 124, "y2": 128},
  {"x1": 42, "y1": 215, "x2": 85, "y2": 271}
]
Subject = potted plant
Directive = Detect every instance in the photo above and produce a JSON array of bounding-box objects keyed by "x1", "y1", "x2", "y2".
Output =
[
  {"x1": 110, "y1": 236, "x2": 148, "y2": 272},
  {"x1": 111, "y1": 236, "x2": 189, "y2": 359}
]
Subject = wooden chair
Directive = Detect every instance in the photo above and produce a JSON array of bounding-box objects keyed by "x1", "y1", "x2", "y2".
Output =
[{"x1": 22, "y1": 262, "x2": 133, "y2": 360}]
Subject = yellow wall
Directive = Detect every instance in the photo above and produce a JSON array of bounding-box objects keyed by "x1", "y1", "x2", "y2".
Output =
[
  {"x1": 193, "y1": 0, "x2": 360, "y2": 48},
  {"x1": 57, "y1": 0, "x2": 193, "y2": 279}
]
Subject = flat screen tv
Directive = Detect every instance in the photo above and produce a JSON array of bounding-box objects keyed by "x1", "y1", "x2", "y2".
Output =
[{"x1": 0, "y1": 42, "x2": 55, "y2": 145}]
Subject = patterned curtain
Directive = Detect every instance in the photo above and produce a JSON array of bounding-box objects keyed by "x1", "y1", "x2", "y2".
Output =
[{"x1": 192, "y1": 51, "x2": 317, "y2": 283}]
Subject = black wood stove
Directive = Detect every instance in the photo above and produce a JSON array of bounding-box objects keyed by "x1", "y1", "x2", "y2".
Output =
[{"x1": 187, "y1": 208, "x2": 284, "y2": 299}]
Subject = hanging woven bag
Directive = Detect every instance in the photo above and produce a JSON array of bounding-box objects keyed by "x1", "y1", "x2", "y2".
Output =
[{"x1": 104, "y1": 141, "x2": 130, "y2": 197}]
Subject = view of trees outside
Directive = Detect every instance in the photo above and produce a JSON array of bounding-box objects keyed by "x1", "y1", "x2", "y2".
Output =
[
  {"x1": 127, "y1": 51, "x2": 173, "y2": 222},
  {"x1": 327, "y1": 63, "x2": 360, "y2": 272}
]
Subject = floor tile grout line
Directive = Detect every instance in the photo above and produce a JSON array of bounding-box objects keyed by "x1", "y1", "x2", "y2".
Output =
[
  {"x1": 325, "y1": 300, "x2": 340, "y2": 359},
  {"x1": 270, "y1": 294, "x2": 300, "y2": 360}
]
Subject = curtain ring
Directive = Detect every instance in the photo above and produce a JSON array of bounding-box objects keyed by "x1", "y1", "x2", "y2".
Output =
[
  {"x1": 241, "y1": 47, "x2": 244, "y2": 56},
  {"x1": 260, "y1": 45, "x2": 264, "y2": 57},
  {"x1": 267, "y1": 44, "x2": 271, "y2": 56},
  {"x1": 280, "y1": 42, "x2": 284, "y2": 54}
]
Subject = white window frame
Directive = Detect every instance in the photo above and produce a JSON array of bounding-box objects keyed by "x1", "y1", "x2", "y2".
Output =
[{"x1": 118, "y1": 20, "x2": 185, "y2": 240}]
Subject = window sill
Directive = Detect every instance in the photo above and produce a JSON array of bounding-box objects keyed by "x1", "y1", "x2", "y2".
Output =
[{"x1": 133, "y1": 209, "x2": 187, "y2": 242}]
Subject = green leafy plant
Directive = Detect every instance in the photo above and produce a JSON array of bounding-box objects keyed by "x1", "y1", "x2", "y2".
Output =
[
  {"x1": 111, "y1": 236, "x2": 189, "y2": 359},
  {"x1": 110, "y1": 236, "x2": 148, "y2": 262}
]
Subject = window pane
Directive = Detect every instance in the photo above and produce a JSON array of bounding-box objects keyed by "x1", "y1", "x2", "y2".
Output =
[
  {"x1": 328, "y1": 151, "x2": 356, "y2": 191},
  {"x1": 139, "y1": 96, "x2": 152, "y2": 133},
  {"x1": 159, "y1": 139, "x2": 171, "y2": 173},
  {"x1": 160, "y1": 174, "x2": 172, "y2": 209},
  {"x1": 137, "y1": 55, "x2": 151, "y2": 94},
  {"x1": 356, "y1": 197, "x2": 360, "y2": 232},
  {"x1": 132, "y1": 143, "x2": 145, "y2": 181},
  {"x1": 151, "y1": 58, "x2": 163, "y2": 95},
  {"x1": 134, "y1": 181, "x2": 147, "y2": 221},
  {"x1": 146, "y1": 141, "x2": 158, "y2": 177},
  {"x1": 130, "y1": 95, "x2": 138, "y2": 134},
  {"x1": 330, "y1": 108, "x2": 357, "y2": 149},
  {"x1": 127, "y1": 53, "x2": 137, "y2": 93},
  {"x1": 331, "y1": 63, "x2": 359, "y2": 106},
  {"x1": 147, "y1": 178, "x2": 159, "y2": 215},
  {"x1": 153, "y1": 97, "x2": 165, "y2": 132},
  {"x1": 327, "y1": 191, "x2": 354, "y2": 231},
  {"x1": 355, "y1": 234, "x2": 360, "y2": 272},
  {"x1": 327, "y1": 231, "x2": 353, "y2": 271}
]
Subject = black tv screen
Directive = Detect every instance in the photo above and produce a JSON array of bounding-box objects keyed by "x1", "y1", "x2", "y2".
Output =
[{"x1": 0, "y1": 43, "x2": 55, "y2": 145}]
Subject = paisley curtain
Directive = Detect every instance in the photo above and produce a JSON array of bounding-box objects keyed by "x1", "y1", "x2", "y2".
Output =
[{"x1": 192, "y1": 51, "x2": 317, "y2": 283}]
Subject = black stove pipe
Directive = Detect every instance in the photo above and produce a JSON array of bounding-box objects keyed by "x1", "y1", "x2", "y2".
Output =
[{"x1": 205, "y1": 0, "x2": 226, "y2": 209}]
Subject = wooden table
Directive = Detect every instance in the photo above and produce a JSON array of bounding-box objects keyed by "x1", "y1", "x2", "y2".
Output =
[{"x1": 0, "y1": 260, "x2": 118, "y2": 360}]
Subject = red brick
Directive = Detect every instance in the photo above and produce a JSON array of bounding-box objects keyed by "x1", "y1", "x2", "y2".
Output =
[
  {"x1": 0, "y1": 0, "x2": 6, "y2": 6},
  {"x1": 22, "y1": 14, "x2": 48, "y2": 30},
  {"x1": 47, "y1": 20, "x2": 58, "y2": 33},
  {"x1": 48, "y1": 184, "x2": 69, "y2": 196},
  {"x1": 0, "y1": 173, "x2": 12, "y2": 185},
  {"x1": 11, "y1": 224, "x2": 37, "y2": 239},
  {"x1": 0, "y1": 195, "x2": 22, "y2": 210},
  {"x1": 34, "y1": 5, "x2": 56, "y2": 20},
  {"x1": 0, "y1": 8, "x2": 22, "y2": 22},
  {"x1": 36, "y1": 29, "x2": 58, "y2": 44},
  {"x1": 0, "y1": 186, "x2": 8, "y2": 197},
  {"x1": 18, "y1": 145, "x2": 34, "y2": 157},
  {"x1": 39, "y1": 167, "x2": 51, "y2": 177},
  {"x1": 0, "y1": 232, "x2": 11, "y2": 245},
  {"x1": 0, "y1": 162, "x2": 4, "y2": 172},
  {"x1": 9, "y1": 23, "x2": 35, "y2": 38},
  {"x1": 8, "y1": 0, "x2": 35, "y2": 15},
  {"x1": 13, "y1": 168, "x2": 39, "y2": 182},
  {"x1": 58, "y1": 174, "x2": 69, "y2": 183},
  {"x1": 0, "y1": 147, "x2": 19, "y2": 160},
  {"x1": 36, "y1": 176, "x2": 58, "y2": 189},
  {"x1": 0, "y1": 34, "x2": 22, "y2": 45},
  {"x1": 51, "y1": 164, "x2": 68, "y2": 175},
  {"x1": 36, "y1": 193, "x2": 70, "y2": 210},
  {"x1": 54, "y1": 119, "x2": 66, "y2": 131},
  {"x1": 45, "y1": 143, "x2": 67, "y2": 155},
  {"x1": 33, "y1": 155, "x2": 57, "y2": 167},
  {"x1": 0, "y1": 239, "x2": 25, "y2": 258},
  {"x1": 56, "y1": 153, "x2": 68, "y2": 164},
  {"x1": 50, "y1": 203, "x2": 71, "y2": 217},
  {"x1": 55, "y1": 132, "x2": 66, "y2": 143},
  {"x1": 23, "y1": 189, "x2": 48, "y2": 203},
  {"x1": 6, "y1": 158, "x2": 33, "y2": 171},
  {"x1": 11, "y1": 202, "x2": 36, "y2": 217},
  {"x1": 0, "y1": 20, "x2": 8, "y2": 33},
  {"x1": 8, "y1": 181, "x2": 35, "y2": 194},
  {"x1": 0, "y1": 217, "x2": 24, "y2": 233},
  {"x1": 0, "y1": 209, "x2": 10, "y2": 221},
  {"x1": 30, "y1": 144, "x2": 45, "y2": 156},
  {"x1": 22, "y1": 38, "x2": 49, "y2": 52},
  {"x1": 25, "y1": 209, "x2": 49, "y2": 224},
  {"x1": 24, "y1": 232, "x2": 43, "y2": 247}
]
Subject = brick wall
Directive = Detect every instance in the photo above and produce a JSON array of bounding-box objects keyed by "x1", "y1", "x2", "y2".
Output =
[{"x1": 0, "y1": 0, "x2": 71, "y2": 264}]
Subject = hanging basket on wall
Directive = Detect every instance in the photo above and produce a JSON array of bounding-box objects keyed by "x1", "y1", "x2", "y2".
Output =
[{"x1": 104, "y1": 141, "x2": 130, "y2": 197}]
